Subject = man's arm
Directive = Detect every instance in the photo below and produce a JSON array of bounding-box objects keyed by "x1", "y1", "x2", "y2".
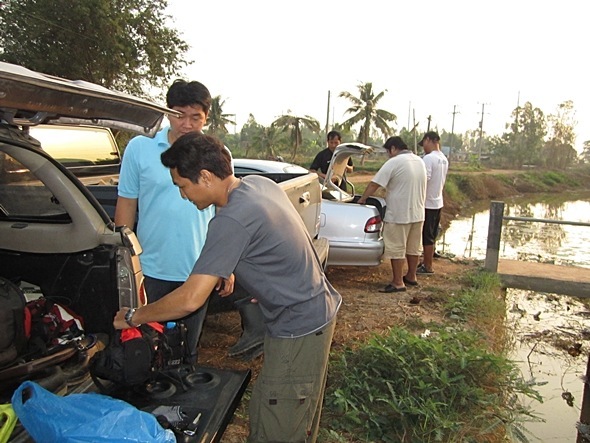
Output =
[
  {"x1": 310, "y1": 168, "x2": 327, "y2": 180},
  {"x1": 114, "y1": 196, "x2": 138, "y2": 228},
  {"x1": 114, "y1": 273, "x2": 219, "y2": 329},
  {"x1": 309, "y1": 153, "x2": 327, "y2": 179},
  {"x1": 346, "y1": 158, "x2": 354, "y2": 173},
  {"x1": 357, "y1": 182, "x2": 381, "y2": 205}
]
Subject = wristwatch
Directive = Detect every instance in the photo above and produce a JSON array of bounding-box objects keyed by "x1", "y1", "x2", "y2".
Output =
[{"x1": 124, "y1": 307, "x2": 140, "y2": 328}]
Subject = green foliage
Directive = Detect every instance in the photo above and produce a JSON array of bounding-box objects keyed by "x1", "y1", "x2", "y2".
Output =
[
  {"x1": 324, "y1": 326, "x2": 541, "y2": 442},
  {"x1": 441, "y1": 176, "x2": 465, "y2": 206},
  {"x1": 0, "y1": 0, "x2": 188, "y2": 97},
  {"x1": 271, "y1": 113, "x2": 320, "y2": 160},
  {"x1": 323, "y1": 269, "x2": 542, "y2": 442},
  {"x1": 206, "y1": 96, "x2": 236, "y2": 138},
  {"x1": 444, "y1": 271, "x2": 505, "y2": 328}
]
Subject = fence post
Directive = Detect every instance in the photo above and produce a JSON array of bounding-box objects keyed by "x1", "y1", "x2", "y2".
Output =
[{"x1": 484, "y1": 201, "x2": 504, "y2": 272}]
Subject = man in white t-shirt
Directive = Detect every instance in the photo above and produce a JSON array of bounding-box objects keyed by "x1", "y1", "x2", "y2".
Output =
[
  {"x1": 358, "y1": 136, "x2": 426, "y2": 292},
  {"x1": 417, "y1": 131, "x2": 449, "y2": 274}
]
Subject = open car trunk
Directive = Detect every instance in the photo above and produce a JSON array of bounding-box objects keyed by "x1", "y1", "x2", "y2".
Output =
[{"x1": 0, "y1": 61, "x2": 250, "y2": 442}]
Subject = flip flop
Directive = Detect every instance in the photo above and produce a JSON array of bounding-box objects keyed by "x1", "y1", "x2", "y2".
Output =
[
  {"x1": 403, "y1": 276, "x2": 419, "y2": 286},
  {"x1": 379, "y1": 284, "x2": 407, "y2": 293}
]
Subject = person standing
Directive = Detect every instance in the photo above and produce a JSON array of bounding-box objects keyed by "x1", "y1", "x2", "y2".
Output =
[
  {"x1": 114, "y1": 79, "x2": 232, "y2": 364},
  {"x1": 114, "y1": 133, "x2": 341, "y2": 442},
  {"x1": 309, "y1": 130, "x2": 353, "y2": 191},
  {"x1": 417, "y1": 131, "x2": 448, "y2": 274},
  {"x1": 358, "y1": 136, "x2": 426, "y2": 292}
]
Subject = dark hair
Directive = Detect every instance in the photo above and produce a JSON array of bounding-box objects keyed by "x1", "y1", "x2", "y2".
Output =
[
  {"x1": 166, "y1": 79, "x2": 212, "y2": 113},
  {"x1": 327, "y1": 130, "x2": 341, "y2": 141},
  {"x1": 161, "y1": 133, "x2": 232, "y2": 183},
  {"x1": 383, "y1": 136, "x2": 408, "y2": 151}
]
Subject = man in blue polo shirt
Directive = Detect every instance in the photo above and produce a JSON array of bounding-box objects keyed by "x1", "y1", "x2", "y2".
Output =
[{"x1": 114, "y1": 79, "x2": 231, "y2": 364}]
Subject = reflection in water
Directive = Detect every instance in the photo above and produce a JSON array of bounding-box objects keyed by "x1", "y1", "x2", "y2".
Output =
[
  {"x1": 441, "y1": 194, "x2": 590, "y2": 268},
  {"x1": 440, "y1": 193, "x2": 590, "y2": 442}
]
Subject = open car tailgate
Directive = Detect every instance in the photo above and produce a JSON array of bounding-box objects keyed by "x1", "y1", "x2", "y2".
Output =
[{"x1": 0, "y1": 61, "x2": 175, "y2": 135}]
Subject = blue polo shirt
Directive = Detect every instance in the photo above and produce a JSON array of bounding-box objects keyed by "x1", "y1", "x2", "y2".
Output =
[{"x1": 118, "y1": 127, "x2": 214, "y2": 281}]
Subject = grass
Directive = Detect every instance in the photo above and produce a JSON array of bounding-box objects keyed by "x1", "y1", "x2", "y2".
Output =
[{"x1": 320, "y1": 269, "x2": 542, "y2": 443}]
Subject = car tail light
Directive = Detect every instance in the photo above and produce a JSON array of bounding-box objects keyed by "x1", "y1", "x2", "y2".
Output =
[
  {"x1": 364, "y1": 215, "x2": 383, "y2": 233},
  {"x1": 116, "y1": 246, "x2": 145, "y2": 309},
  {"x1": 138, "y1": 277, "x2": 147, "y2": 306}
]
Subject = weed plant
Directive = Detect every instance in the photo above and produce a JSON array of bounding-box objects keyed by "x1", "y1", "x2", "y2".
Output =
[{"x1": 322, "y1": 270, "x2": 542, "y2": 442}]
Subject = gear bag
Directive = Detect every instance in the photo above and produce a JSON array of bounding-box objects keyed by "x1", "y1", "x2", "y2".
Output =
[
  {"x1": 0, "y1": 277, "x2": 27, "y2": 369},
  {"x1": 89, "y1": 321, "x2": 187, "y2": 391}
]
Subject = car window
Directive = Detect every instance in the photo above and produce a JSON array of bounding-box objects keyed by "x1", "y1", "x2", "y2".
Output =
[
  {"x1": 29, "y1": 126, "x2": 119, "y2": 167},
  {"x1": 0, "y1": 149, "x2": 70, "y2": 222},
  {"x1": 234, "y1": 166, "x2": 263, "y2": 174}
]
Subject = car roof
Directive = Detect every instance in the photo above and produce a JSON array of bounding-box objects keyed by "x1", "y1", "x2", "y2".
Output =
[
  {"x1": 0, "y1": 61, "x2": 175, "y2": 136},
  {"x1": 233, "y1": 158, "x2": 309, "y2": 173}
]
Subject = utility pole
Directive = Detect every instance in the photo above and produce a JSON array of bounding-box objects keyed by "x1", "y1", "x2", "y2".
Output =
[
  {"x1": 450, "y1": 105, "x2": 459, "y2": 164},
  {"x1": 426, "y1": 115, "x2": 432, "y2": 132},
  {"x1": 478, "y1": 103, "x2": 488, "y2": 161},
  {"x1": 325, "y1": 90, "x2": 331, "y2": 134},
  {"x1": 412, "y1": 109, "x2": 417, "y2": 153}
]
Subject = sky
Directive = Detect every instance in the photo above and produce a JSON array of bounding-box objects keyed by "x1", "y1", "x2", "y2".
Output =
[{"x1": 165, "y1": 0, "x2": 588, "y2": 152}]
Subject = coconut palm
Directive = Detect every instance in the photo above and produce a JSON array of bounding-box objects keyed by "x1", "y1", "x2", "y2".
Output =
[
  {"x1": 251, "y1": 125, "x2": 286, "y2": 160},
  {"x1": 339, "y1": 82, "x2": 397, "y2": 145},
  {"x1": 206, "y1": 95, "x2": 236, "y2": 137},
  {"x1": 272, "y1": 112, "x2": 320, "y2": 160}
]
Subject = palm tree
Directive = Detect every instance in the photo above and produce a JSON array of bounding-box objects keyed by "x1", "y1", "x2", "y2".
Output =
[
  {"x1": 251, "y1": 125, "x2": 286, "y2": 159},
  {"x1": 339, "y1": 82, "x2": 396, "y2": 145},
  {"x1": 206, "y1": 96, "x2": 236, "y2": 137},
  {"x1": 272, "y1": 112, "x2": 320, "y2": 160}
]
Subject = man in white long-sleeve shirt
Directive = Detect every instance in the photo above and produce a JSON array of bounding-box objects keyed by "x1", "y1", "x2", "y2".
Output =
[{"x1": 418, "y1": 131, "x2": 449, "y2": 274}]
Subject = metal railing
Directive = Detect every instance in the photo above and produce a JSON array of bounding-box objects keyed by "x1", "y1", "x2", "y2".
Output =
[{"x1": 484, "y1": 201, "x2": 590, "y2": 272}]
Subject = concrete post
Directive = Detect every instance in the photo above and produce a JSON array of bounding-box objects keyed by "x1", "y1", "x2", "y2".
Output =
[{"x1": 484, "y1": 201, "x2": 504, "y2": 272}]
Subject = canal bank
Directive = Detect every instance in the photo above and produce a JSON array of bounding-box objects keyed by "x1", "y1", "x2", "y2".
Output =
[
  {"x1": 440, "y1": 165, "x2": 590, "y2": 230},
  {"x1": 441, "y1": 193, "x2": 590, "y2": 442}
]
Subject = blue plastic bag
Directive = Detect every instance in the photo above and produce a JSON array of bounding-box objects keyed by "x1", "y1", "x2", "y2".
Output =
[{"x1": 12, "y1": 381, "x2": 175, "y2": 443}]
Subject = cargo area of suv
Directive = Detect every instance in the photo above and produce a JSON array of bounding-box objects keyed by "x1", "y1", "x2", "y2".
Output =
[{"x1": 0, "y1": 61, "x2": 250, "y2": 442}]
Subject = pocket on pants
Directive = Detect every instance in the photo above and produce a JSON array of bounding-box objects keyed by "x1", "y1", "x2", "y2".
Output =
[{"x1": 252, "y1": 378, "x2": 314, "y2": 442}]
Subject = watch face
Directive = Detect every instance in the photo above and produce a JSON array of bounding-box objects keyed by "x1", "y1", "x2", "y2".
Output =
[{"x1": 125, "y1": 308, "x2": 135, "y2": 322}]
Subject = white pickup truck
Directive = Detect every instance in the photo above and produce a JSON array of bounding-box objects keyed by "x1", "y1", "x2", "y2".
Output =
[{"x1": 0, "y1": 61, "x2": 327, "y2": 441}]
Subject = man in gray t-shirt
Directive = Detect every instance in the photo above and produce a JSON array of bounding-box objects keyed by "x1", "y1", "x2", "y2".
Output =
[{"x1": 114, "y1": 133, "x2": 341, "y2": 443}]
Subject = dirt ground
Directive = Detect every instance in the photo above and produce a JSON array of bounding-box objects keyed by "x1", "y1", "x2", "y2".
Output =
[{"x1": 197, "y1": 256, "x2": 479, "y2": 442}]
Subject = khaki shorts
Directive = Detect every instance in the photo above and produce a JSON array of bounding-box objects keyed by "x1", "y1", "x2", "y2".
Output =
[{"x1": 382, "y1": 221, "x2": 424, "y2": 259}]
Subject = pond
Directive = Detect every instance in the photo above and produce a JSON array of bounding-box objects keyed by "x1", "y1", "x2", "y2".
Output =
[{"x1": 440, "y1": 192, "x2": 590, "y2": 442}]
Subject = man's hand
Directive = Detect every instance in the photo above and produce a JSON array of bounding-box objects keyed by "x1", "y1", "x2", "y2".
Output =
[
  {"x1": 114, "y1": 307, "x2": 132, "y2": 330},
  {"x1": 217, "y1": 274, "x2": 235, "y2": 297}
]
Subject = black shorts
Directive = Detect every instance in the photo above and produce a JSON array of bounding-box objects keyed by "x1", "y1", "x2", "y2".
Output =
[{"x1": 422, "y1": 208, "x2": 442, "y2": 246}]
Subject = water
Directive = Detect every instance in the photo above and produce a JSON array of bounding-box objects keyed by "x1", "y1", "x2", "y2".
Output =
[{"x1": 440, "y1": 192, "x2": 590, "y2": 442}]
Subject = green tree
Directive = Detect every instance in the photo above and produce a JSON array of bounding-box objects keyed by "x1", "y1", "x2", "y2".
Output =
[
  {"x1": 581, "y1": 140, "x2": 590, "y2": 164},
  {"x1": 542, "y1": 100, "x2": 578, "y2": 169},
  {"x1": 251, "y1": 126, "x2": 287, "y2": 160},
  {"x1": 500, "y1": 102, "x2": 546, "y2": 168},
  {"x1": 0, "y1": 0, "x2": 189, "y2": 96},
  {"x1": 206, "y1": 96, "x2": 236, "y2": 138},
  {"x1": 339, "y1": 82, "x2": 396, "y2": 145},
  {"x1": 272, "y1": 113, "x2": 320, "y2": 160}
]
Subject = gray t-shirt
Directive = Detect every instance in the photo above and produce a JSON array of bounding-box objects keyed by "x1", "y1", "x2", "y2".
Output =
[{"x1": 192, "y1": 175, "x2": 341, "y2": 338}]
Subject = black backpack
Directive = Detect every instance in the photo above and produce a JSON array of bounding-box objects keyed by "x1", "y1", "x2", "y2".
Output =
[
  {"x1": 0, "y1": 277, "x2": 27, "y2": 369},
  {"x1": 89, "y1": 321, "x2": 187, "y2": 391}
]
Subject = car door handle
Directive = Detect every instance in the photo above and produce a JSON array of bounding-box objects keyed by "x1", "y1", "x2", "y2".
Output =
[{"x1": 299, "y1": 192, "x2": 310, "y2": 207}]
